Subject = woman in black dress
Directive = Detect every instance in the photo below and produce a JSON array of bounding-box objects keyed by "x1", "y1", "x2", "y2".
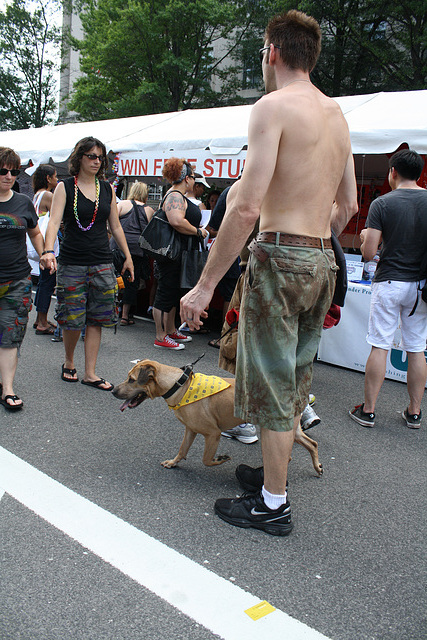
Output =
[{"x1": 153, "y1": 157, "x2": 208, "y2": 350}]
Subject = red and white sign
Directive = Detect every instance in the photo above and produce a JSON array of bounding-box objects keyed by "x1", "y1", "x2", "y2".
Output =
[{"x1": 117, "y1": 150, "x2": 246, "y2": 179}]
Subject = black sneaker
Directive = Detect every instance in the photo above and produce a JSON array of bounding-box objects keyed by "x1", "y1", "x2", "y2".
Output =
[
  {"x1": 235, "y1": 464, "x2": 264, "y2": 492},
  {"x1": 235, "y1": 464, "x2": 289, "y2": 493},
  {"x1": 349, "y1": 404, "x2": 375, "y2": 427},
  {"x1": 402, "y1": 408, "x2": 422, "y2": 429},
  {"x1": 214, "y1": 491, "x2": 293, "y2": 536}
]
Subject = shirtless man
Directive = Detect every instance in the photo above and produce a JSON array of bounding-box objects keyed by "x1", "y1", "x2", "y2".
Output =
[{"x1": 181, "y1": 9, "x2": 358, "y2": 536}]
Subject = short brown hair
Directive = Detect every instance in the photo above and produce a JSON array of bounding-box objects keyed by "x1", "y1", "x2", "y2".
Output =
[
  {"x1": 128, "y1": 180, "x2": 149, "y2": 202},
  {"x1": 68, "y1": 136, "x2": 107, "y2": 178},
  {"x1": 265, "y1": 10, "x2": 321, "y2": 73},
  {"x1": 0, "y1": 147, "x2": 20, "y2": 170}
]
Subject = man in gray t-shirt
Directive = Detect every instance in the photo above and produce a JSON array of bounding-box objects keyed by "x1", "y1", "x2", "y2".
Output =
[{"x1": 349, "y1": 149, "x2": 427, "y2": 430}]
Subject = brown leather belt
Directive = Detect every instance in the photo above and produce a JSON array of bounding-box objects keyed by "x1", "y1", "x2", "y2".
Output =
[{"x1": 249, "y1": 232, "x2": 332, "y2": 263}]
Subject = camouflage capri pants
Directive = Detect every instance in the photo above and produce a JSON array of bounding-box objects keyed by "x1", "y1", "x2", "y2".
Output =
[
  {"x1": 55, "y1": 264, "x2": 118, "y2": 330},
  {"x1": 0, "y1": 276, "x2": 32, "y2": 349},
  {"x1": 235, "y1": 244, "x2": 337, "y2": 431}
]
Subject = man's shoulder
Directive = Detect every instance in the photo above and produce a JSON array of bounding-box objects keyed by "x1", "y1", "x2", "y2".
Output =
[{"x1": 378, "y1": 188, "x2": 427, "y2": 205}]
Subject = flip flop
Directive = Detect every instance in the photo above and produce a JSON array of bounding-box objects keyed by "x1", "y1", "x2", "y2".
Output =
[
  {"x1": 33, "y1": 321, "x2": 56, "y2": 329},
  {"x1": 81, "y1": 378, "x2": 114, "y2": 391},
  {"x1": 120, "y1": 318, "x2": 135, "y2": 325},
  {"x1": 35, "y1": 327, "x2": 55, "y2": 335},
  {"x1": 208, "y1": 339, "x2": 220, "y2": 349},
  {"x1": 0, "y1": 395, "x2": 23, "y2": 411},
  {"x1": 61, "y1": 364, "x2": 78, "y2": 382}
]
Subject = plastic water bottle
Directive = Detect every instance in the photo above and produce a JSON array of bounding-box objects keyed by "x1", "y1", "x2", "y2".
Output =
[{"x1": 362, "y1": 253, "x2": 380, "y2": 281}]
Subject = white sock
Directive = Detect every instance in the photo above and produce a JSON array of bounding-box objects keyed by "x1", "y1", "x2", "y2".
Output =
[{"x1": 262, "y1": 486, "x2": 287, "y2": 510}]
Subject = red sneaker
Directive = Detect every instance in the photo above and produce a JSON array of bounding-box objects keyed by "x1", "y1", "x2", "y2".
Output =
[
  {"x1": 154, "y1": 336, "x2": 185, "y2": 350},
  {"x1": 168, "y1": 330, "x2": 192, "y2": 343}
]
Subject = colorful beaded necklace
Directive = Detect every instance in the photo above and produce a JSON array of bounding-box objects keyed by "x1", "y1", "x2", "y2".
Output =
[{"x1": 73, "y1": 175, "x2": 100, "y2": 231}]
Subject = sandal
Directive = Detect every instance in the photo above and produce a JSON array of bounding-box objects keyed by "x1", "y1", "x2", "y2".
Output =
[
  {"x1": 120, "y1": 318, "x2": 135, "y2": 326},
  {"x1": 35, "y1": 326, "x2": 55, "y2": 335},
  {"x1": 0, "y1": 394, "x2": 23, "y2": 411},
  {"x1": 61, "y1": 364, "x2": 78, "y2": 382},
  {"x1": 208, "y1": 339, "x2": 220, "y2": 349},
  {"x1": 81, "y1": 378, "x2": 114, "y2": 391}
]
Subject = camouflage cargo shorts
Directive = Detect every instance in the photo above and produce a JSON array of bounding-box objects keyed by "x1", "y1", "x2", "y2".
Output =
[
  {"x1": 0, "y1": 276, "x2": 32, "y2": 349},
  {"x1": 235, "y1": 244, "x2": 337, "y2": 431}
]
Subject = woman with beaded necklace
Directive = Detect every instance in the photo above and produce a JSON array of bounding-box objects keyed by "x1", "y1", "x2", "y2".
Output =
[{"x1": 41, "y1": 137, "x2": 133, "y2": 390}]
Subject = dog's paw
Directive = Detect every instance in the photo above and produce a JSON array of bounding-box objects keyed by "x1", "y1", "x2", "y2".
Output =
[
  {"x1": 161, "y1": 459, "x2": 177, "y2": 468},
  {"x1": 315, "y1": 462, "x2": 323, "y2": 476},
  {"x1": 211, "y1": 454, "x2": 231, "y2": 465}
]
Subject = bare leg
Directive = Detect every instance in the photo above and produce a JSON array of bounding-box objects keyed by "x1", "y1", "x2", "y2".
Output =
[
  {"x1": 363, "y1": 346, "x2": 388, "y2": 413},
  {"x1": 82, "y1": 325, "x2": 111, "y2": 389},
  {"x1": 406, "y1": 351, "x2": 427, "y2": 415},
  {"x1": 121, "y1": 303, "x2": 131, "y2": 321},
  {"x1": 0, "y1": 347, "x2": 22, "y2": 406},
  {"x1": 35, "y1": 311, "x2": 54, "y2": 330},
  {"x1": 261, "y1": 416, "x2": 298, "y2": 495},
  {"x1": 62, "y1": 328, "x2": 80, "y2": 380},
  {"x1": 153, "y1": 308, "x2": 176, "y2": 341}
]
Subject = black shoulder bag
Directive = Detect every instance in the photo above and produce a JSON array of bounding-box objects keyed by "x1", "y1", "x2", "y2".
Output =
[{"x1": 139, "y1": 193, "x2": 182, "y2": 262}]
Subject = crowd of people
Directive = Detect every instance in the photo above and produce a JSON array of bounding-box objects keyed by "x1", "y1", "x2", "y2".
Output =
[{"x1": 0, "y1": 9, "x2": 425, "y2": 538}]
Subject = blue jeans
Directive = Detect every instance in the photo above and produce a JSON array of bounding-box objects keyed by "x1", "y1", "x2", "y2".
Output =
[{"x1": 34, "y1": 268, "x2": 56, "y2": 313}]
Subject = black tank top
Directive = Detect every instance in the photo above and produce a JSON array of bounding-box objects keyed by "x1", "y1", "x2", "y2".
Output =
[
  {"x1": 164, "y1": 190, "x2": 202, "y2": 250},
  {"x1": 59, "y1": 177, "x2": 113, "y2": 266}
]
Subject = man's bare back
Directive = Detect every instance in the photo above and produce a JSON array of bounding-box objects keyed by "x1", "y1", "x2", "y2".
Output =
[
  {"x1": 259, "y1": 83, "x2": 352, "y2": 238},
  {"x1": 181, "y1": 13, "x2": 357, "y2": 327}
]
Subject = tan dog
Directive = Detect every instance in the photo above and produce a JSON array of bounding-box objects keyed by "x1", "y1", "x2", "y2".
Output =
[{"x1": 113, "y1": 359, "x2": 323, "y2": 474}]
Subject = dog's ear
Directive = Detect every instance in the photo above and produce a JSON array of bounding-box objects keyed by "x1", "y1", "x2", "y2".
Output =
[{"x1": 137, "y1": 364, "x2": 156, "y2": 386}]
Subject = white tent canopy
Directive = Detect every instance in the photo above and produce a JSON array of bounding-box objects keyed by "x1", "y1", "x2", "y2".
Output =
[{"x1": 1, "y1": 90, "x2": 426, "y2": 167}]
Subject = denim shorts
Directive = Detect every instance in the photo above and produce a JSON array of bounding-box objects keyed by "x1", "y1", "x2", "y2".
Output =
[
  {"x1": 55, "y1": 264, "x2": 118, "y2": 330},
  {"x1": 0, "y1": 276, "x2": 32, "y2": 349},
  {"x1": 235, "y1": 244, "x2": 337, "y2": 431}
]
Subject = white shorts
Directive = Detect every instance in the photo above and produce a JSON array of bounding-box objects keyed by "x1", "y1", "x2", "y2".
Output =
[{"x1": 367, "y1": 280, "x2": 427, "y2": 352}]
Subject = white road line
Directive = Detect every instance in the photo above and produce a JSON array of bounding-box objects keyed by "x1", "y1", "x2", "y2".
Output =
[{"x1": 0, "y1": 446, "x2": 330, "y2": 640}]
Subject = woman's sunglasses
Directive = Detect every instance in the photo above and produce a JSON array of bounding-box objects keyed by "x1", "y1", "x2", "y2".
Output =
[
  {"x1": 84, "y1": 153, "x2": 105, "y2": 161},
  {"x1": 0, "y1": 168, "x2": 20, "y2": 176}
]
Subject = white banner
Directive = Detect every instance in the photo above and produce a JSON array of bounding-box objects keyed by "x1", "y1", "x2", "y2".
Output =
[{"x1": 117, "y1": 150, "x2": 246, "y2": 179}]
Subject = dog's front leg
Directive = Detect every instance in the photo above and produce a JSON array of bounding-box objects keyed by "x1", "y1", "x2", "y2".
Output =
[
  {"x1": 161, "y1": 427, "x2": 196, "y2": 468},
  {"x1": 294, "y1": 423, "x2": 323, "y2": 476},
  {"x1": 202, "y1": 433, "x2": 231, "y2": 466}
]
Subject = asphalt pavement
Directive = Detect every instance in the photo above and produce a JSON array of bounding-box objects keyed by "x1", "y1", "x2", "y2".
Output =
[{"x1": 1, "y1": 308, "x2": 426, "y2": 640}]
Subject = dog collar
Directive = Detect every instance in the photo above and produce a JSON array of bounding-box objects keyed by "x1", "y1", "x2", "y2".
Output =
[{"x1": 162, "y1": 366, "x2": 193, "y2": 399}]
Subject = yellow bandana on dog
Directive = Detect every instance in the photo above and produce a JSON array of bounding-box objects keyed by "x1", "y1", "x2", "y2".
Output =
[{"x1": 170, "y1": 373, "x2": 231, "y2": 410}]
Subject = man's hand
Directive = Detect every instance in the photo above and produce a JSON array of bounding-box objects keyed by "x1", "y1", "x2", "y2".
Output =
[{"x1": 180, "y1": 285, "x2": 212, "y2": 331}]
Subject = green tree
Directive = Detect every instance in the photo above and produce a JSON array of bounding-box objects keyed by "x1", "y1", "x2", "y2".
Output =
[
  {"x1": 0, "y1": 0, "x2": 62, "y2": 130},
  {"x1": 68, "y1": 0, "x2": 272, "y2": 121},
  {"x1": 297, "y1": 0, "x2": 427, "y2": 96}
]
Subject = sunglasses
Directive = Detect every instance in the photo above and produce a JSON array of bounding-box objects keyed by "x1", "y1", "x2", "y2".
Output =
[
  {"x1": 84, "y1": 153, "x2": 104, "y2": 161},
  {"x1": 259, "y1": 44, "x2": 281, "y2": 64},
  {"x1": 0, "y1": 168, "x2": 20, "y2": 176}
]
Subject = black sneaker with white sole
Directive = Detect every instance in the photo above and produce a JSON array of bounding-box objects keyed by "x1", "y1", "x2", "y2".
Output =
[
  {"x1": 402, "y1": 408, "x2": 422, "y2": 429},
  {"x1": 349, "y1": 404, "x2": 375, "y2": 427},
  {"x1": 214, "y1": 491, "x2": 293, "y2": 536}
]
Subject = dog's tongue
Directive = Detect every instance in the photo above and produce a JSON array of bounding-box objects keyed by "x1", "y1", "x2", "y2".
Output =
[{"x1": 119, "y1": 399, "x2": 132, "y2": 412}]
